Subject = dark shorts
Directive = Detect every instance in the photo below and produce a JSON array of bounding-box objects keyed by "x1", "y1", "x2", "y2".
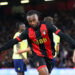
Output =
[
  {"x1": 53, "y1": 57, "x2": 56, "y2": 67},
  {"x1": 30, "y1": 54, "x2": 54, "y2": 73},
  {"x1": 13, "y1": 59, "x2": 27, "y2": 72}
]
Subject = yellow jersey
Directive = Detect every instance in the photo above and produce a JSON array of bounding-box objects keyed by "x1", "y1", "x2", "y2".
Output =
[
  {"x1": 53, "y1": 33, "x2": 60, "y2": 57},
  {"x1": 12, "y1": 32, "x2": 28, "y2": 59}
]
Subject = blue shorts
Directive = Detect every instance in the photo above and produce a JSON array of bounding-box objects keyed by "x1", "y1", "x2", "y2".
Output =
[
  {"x1": 52, "y1": 58, "x2": 56, "y2": 67},
  {"x1": 13, "y1": 59, "x2": 27, "y2": 72}
]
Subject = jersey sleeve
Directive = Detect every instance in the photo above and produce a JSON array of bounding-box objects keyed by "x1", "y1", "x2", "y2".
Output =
[
  {"x1": 53, "y1": 33, "x2": 60, "y2": 44},
  {"x1": 45, "y1": 21, "x2": 61, "y2": 34},
  {"x1": 56, "y1": 36, "x2": 60, "y2": 44},
  {"x1": 0, "y1": 29, "x2": 29, "y2": 52},
  {"x1": 16, "y1": 28, "x2": 29, "y2": 42},
  {"x1": 45, "y1": 21, "x2": 75, "y2": 49},
  {"x1": 13, "y1": 32, "x2": 19, "y2": 39},
  {"x1": 13, "y1": 33, "x2": 17, "y2": 39}
]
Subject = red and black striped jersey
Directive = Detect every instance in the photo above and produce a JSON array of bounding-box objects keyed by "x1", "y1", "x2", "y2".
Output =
[
  {"x1": 16, "y1": 21, "x2": 61, "y2": 59},
  {"x1": 0, "y1": 21, "x2": 75, "y2": 58}
]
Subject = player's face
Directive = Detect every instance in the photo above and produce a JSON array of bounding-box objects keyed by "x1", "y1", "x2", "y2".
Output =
[
  {"x1": 19, "y1": 24, "x2": 25, "y2": 32},
  {"x1": 27, "y1": 14, "x2": 39, "y2": 28}
]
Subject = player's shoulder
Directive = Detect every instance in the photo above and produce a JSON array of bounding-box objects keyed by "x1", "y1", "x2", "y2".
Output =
[
  {"x1": 41, "y1": 21, "x2": 51, "y2": 25},
  {"x1": 40, "y1": 21, "x2": 52, "y2": 29},
  {"x1": 53, "y1": 33, "x2": 60, "y2": 38},
  {"x1": 20, "y1": 28, "x2": 29, "y2": 37},
  {"x1": 14, "y1": 32, "x2": 20, "y2": 36},
  {"x1": 13, "y1": 32, "x2": 20, "y2": 38}
]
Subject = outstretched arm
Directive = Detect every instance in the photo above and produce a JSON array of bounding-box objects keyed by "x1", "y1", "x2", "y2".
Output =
[
  {"x1": 46, "y1": 21, "x2": 75, "y2": 49},
  {"x1": 0, "y1": 39, "x2": 18, "y2": 52},
  {"x1": 16, "y1": 47, "x2": 31, "y2": 54},
  {"x1": 57, "y1": 31, "x2": 75, "y2": 49},
  {"x1": 0, "y1": 29, "x2": 28, "y2": 52}
]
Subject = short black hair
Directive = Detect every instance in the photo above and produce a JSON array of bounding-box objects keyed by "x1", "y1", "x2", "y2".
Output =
[
  {"x1": 26, "y1": 10, "x2": 41, "y2": 18},
  {"x1": 16, "y1": 22, "x2": 25, "y2": 29}
]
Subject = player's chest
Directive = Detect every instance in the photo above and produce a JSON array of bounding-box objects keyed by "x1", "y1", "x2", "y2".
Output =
[
  {"x1": 29, "y1": 24, "x2": 48, "y2": 39},
  {"x1": 28, "y1": 24, "x2": 49, "y2": 44}
]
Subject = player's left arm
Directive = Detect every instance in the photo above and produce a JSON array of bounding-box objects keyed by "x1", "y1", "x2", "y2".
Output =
[
  {"x1": 16, "y1": 47, "x2": 31, "y2": 54},
  {"x1": 57, "y1": 31, "x2": 75, "y2": 49},
  {"x1": 72, "y1": 49, "x2": 75, "y2": 63},
  {"x1": 56, "y1": 43, "x2": 60, "y2": 52},
  {"x1": 46, "y1": 21, "x2": 75, "y2": 49},
  {"x1": 56, "y1": 36, "x2": 60, "y2": 52}
]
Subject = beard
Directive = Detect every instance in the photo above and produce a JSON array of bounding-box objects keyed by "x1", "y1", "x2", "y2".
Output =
[{"x1": 32, "y1": 24, "x2": 37, "y2": 28}]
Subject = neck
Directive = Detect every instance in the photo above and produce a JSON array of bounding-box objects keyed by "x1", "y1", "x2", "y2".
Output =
[{"x1": 34, "y1": 21, "x2": 40, "y2": 30}]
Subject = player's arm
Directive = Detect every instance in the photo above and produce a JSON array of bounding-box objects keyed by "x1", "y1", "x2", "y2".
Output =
[
  {"x1": 56, "y1": 43, "x2": 60, "y2": 52},
  {"x1": 0, "y1": 29, "x2": 28, "y2": 52},
  {"x1": 57, "y1": 31, "x2": 75, "y2": 49},
  {"x1": 72, "y1": 49, "x2": 75, "y2": 63},
  {"x1": 46, "y1": 21, "x2": 75, "y2": 49},
  {"x1": 16, "y1": 47, "x2": 31, "y2": 54},
  {"x1": 16, "y1": 42, "x2": 20, "y2": 52},
  {"x1": 53, "y1": 43, "x2": 60, "y2": 58},
  {"x1": 56, "y1": 37, "x2": 60, "y2": 52}
]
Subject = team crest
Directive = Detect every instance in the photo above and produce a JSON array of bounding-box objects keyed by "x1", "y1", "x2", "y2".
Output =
[{"x1": 42, "y1": 30, "x2": 46, "y2": 35}]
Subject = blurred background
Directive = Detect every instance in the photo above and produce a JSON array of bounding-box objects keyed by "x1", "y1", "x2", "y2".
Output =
[{"x1": 0, "y1": 0, "x2": 75, "y2": 75}]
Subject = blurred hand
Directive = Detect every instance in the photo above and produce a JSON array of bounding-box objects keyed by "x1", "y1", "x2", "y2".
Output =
[
  {"x1": 15, "y1": 48, "x2": 22, "y2": 54},
  {"x1": 72, "y1": 50, "x2": 75, "y2": 63},
  {"x1": 23, "y1": 58, "x2": 29, "y2": 64}
]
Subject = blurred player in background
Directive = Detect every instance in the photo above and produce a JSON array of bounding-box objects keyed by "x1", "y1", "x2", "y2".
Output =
[
  {"x1": 13, "y1": 22, "x2": 28, "y2": 75},
  {"x1": 44, "y1": 16, "x2": 60, "y2": 57},
  {"x1": 44, "y1": 16, "x2": 60, "y2": 67},
  {"x1": 0, "y1": 10, "x2": 75, "y2": 75}
]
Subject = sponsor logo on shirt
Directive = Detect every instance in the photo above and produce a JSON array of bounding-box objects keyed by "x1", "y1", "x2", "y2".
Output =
[{"x1": 33, "y1": 38, "x2": 47, "y2": 45}]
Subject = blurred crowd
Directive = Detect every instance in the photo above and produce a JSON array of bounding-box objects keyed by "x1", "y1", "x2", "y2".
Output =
[
  {"x1": 0, "y1": 9, "x2": 75, "y2": 69},
  {"x1": 53, "y1": 9, "x2": 75, "y2": 68}
]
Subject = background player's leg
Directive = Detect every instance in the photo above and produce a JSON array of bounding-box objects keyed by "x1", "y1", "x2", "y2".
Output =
[
  {"x1": 13, "y1": 59, "x2": 27, "y2": 75},
  {"x1": 38, "y1": 66, "x2": 49, "y2": 75},
  {"x1": 17, "y1": 72, "x2": 24, "y2": 75}
]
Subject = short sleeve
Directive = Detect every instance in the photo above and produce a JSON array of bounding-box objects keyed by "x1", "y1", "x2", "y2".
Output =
[{"x1": 16, "y1": 28, "x2": 29, "y2": 42}]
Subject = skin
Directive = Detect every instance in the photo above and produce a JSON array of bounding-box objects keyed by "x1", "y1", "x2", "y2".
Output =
[
  {"x1": 72, "y1": 50, "x2": 75, "y2": 63},
  {"x1": 19, "y1": 24, "x2": 26, "y2": 32},
  {"x1": 38, "y1": 67, "x2": 49, "y2": 75},
  {"x1": 16, "y1": 47, "x2": 31, "y2": 54},
  {"x1": 27, "y1": 14, "x2": 39, "y2": 28}
]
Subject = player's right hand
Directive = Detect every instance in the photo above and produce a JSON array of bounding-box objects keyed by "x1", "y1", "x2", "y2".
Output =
[
  {"x1": 72, "y1": 49, "x2": 75, "y2": 63},
  {"x1": 15, "y1": 48, "x2": 22, "y2": 54}
]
